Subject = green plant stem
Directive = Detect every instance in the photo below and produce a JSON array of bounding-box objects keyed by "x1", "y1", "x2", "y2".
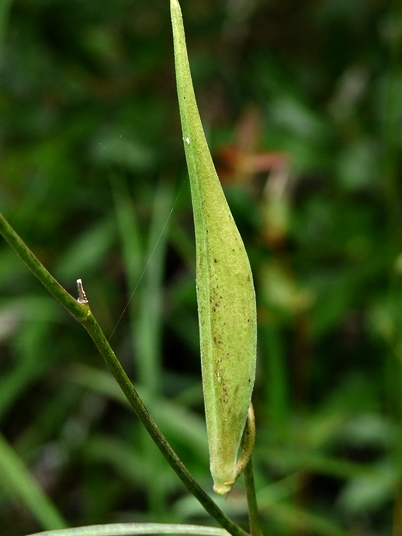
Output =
[
  {"x1": 243, "y1": 460, "x2": 263, "y2": 536},
  {"x1": 0, "y1": 213, "x2": 249, "y2": 536},
  {"x1": 0, "y1": 214, "x2": 88, "y2": 321}
]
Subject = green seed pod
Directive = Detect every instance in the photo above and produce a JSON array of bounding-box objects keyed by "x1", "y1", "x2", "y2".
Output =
[{"x1": 171, "y1": 0, "x2": 257, "y2": 495}]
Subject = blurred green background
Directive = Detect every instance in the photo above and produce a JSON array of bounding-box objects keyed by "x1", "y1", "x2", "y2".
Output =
[{"x1": 1, "y1": 0, "x2": 401, "y2": 535}]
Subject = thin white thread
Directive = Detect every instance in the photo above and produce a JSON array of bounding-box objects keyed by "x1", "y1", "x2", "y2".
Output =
[{"x1": 108, "y1": 178, "x2": 187, "y2": 341}]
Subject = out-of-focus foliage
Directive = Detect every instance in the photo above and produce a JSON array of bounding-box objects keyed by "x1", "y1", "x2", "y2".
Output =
[{"x1": 0, "y1": 0, "x2": 401, "y2": 535}]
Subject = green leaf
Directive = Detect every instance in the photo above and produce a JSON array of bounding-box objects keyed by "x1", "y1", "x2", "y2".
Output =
[
  {"x1": 0, "y1": 433, "x2": 67, "y2": 531},
  {"x1": 25, "y1": 523, "x2": 230, "y2": 536}
]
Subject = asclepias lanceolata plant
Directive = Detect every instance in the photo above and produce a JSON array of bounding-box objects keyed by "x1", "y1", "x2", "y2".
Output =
[{"x1": 0, "y1": 1, "x2": 261, "y2": 534}]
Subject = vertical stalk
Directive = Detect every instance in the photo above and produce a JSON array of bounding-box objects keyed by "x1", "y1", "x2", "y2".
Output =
[{"x1": 243, "y1": 460, "x2": 263, "y2": 536}]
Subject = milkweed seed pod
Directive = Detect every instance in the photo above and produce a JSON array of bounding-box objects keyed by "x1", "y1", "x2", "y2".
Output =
[{"x1": 171, "y1": 0, "x2": 257, "y2": 495}]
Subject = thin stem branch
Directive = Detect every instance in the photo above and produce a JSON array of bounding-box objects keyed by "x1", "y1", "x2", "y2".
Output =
[
  {"x1": 235, "y1": 404, "x2": 256, "y2": 481},
  {"x1": 0, "y1": 213, "x2": 249, "y2": 536},
  {"x1": 243, "y1": 460, "x2": 263, "y2": 536},
  {"x1": 0, "y1": 214, "x2": 88, "y2": 321}
]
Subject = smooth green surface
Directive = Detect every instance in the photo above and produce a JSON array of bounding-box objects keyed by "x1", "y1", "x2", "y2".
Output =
[{"x1": 26, "y1": 523, "x2": 229, "y2": 536}]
